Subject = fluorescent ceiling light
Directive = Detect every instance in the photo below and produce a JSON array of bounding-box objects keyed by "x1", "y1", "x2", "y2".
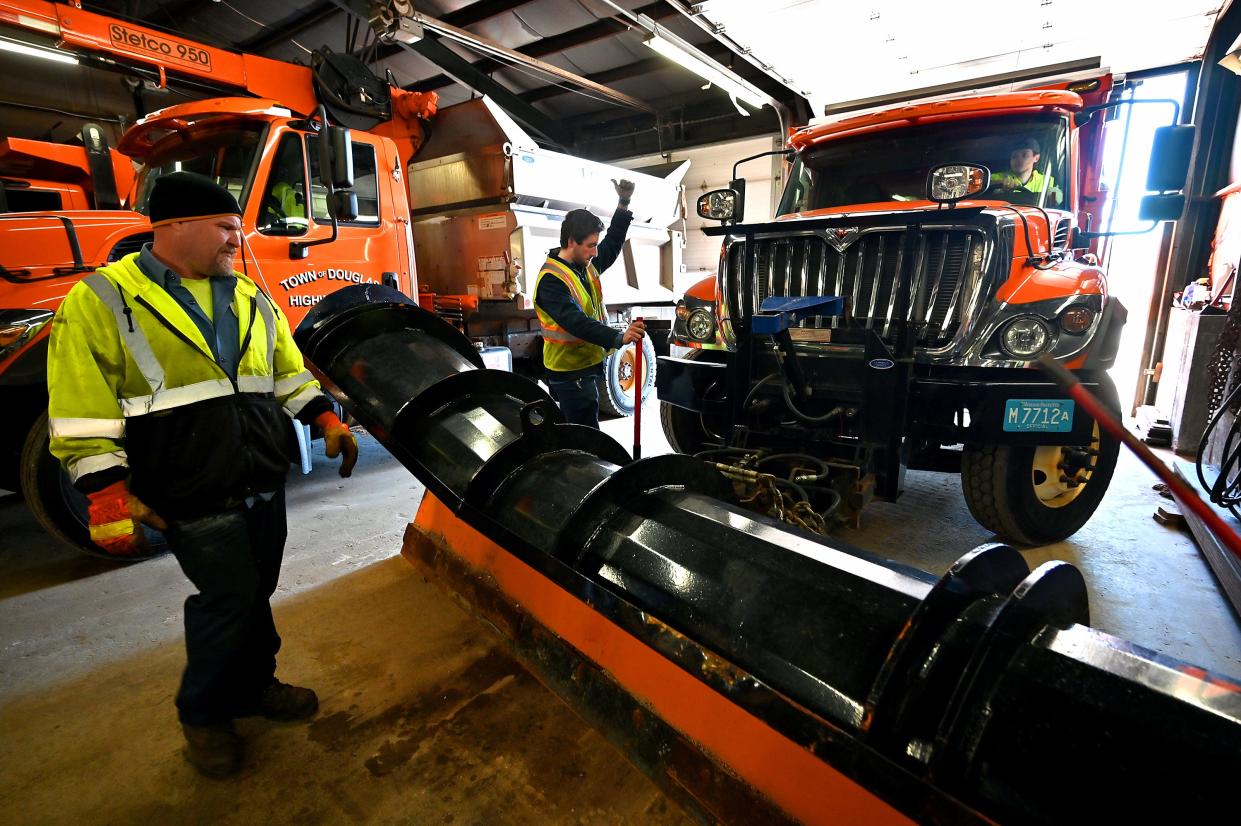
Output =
[
  {"x1": 0, "y1": 36, "x2": 77, "y2": 65},
  {"x1": 644, "y1": 31, "x2": 768, "y2": 110}
]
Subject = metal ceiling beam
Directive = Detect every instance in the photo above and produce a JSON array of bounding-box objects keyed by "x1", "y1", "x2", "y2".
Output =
[
  {"x1": 404, "y1": 2, "x2": 678, "y2": 94},
  {"x1": 343, "y1": 0, "x2": 654, "y2": 114},
  {"x1": 408, "y1": 34, "x2": 569, "y2": 147},
  {"x1": 665, "y1": 0, "x2": 802, "y2": 94},
  {"x1": 153, "y1": 0, "x2": 216, "y2": 27},
  {"x1": 439, "y1": 0, "x2": 537, "y2": 29},
  {"x1": 372, "y1": 0, "x2": 549, "y2": 70},
  {"x1": 234, "y1": 0, "x2": 534, "y2": 56},
  {"x1": 520, "y1": 39, "x2": 739, "y2": 104},
  {"x1": 572, "y1": 90, "x2": 780, "y2": 160},
  {"x1": 236, "y1": 0, "x2": 341, "y2": 54},
  {"x1": 521, "y1": 57, "x2": 667, "y2": 103}
]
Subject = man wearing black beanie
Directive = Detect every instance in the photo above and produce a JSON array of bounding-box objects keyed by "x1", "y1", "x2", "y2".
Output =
[{"x1": 46, "y1": 171, "x2": 359, "y2": 778}]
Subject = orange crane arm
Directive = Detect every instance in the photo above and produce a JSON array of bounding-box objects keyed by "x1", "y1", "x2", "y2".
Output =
[{"x1": 0, "y1": 0, "x2": 319, "y2": 114}]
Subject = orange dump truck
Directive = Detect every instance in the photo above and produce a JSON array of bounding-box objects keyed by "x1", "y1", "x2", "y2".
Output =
[
  {"x1": 0, "y1": 126, "x2": 135, "y2": 212},
  {"x1": 0, "y1": 0, "x2": 437, "y2": 555},
  {"x1": 658, "y1": 74, "x2": 1194, "y2": 544}
]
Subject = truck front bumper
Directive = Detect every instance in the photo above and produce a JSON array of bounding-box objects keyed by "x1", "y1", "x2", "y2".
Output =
[{"x1": 657, "y1": 356, "x2": 1111, "y2": 447}]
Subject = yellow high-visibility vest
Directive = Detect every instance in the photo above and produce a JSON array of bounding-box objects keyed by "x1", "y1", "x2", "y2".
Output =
[
  {"x1": 47, "y1": 252, "x2": 322, "y2": 517},
  {"x1": 534, "y1": 256, "x2": 608, "y2": 373}
]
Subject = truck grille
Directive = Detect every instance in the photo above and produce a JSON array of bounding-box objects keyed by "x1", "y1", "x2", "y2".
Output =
[
  {"x1": 108, "y1": 233, "x2": 153, "y2": 262},
  {"x1": 723, "y1": 227, "x2": 989, "y2": 349}
]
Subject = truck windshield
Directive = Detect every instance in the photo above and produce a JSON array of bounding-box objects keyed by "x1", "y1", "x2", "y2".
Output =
[
  {"x1": 133, "y1": 125, "x2": 264, "y2": 215},
  {"x1": 779, "y1": 114, "x2": 1070, "y2": 213}
]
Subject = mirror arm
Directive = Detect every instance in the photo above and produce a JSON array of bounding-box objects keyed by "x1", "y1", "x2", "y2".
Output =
[
  {"x1": 291, "y1": 105, "x2": 343, "y2": 259},
  {"x1": 1078, "y1": 97, "x2": 1182, "y2": 125},
  {"x1": 1077, "y1": 221, "x2": 1158, "y2": 240},
  {"x1": 731, "y1": 148, "x2": 794, "y2": 181}
]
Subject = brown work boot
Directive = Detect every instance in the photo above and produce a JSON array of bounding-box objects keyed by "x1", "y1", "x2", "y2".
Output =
[
  {"x1": 250, "y1": 680, "x2": 319, "y2": 722},
  {"x1": 181, "y1": 721, "x2": 242, "y2": 779}
]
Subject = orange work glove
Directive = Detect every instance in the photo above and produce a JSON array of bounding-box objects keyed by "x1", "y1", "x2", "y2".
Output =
[
  {"x1": 86, "y1": 480, "x2": 168, "y2": 556},
  {"x1": 315, "y1": 411, "x2": 358, "y2": 478}
]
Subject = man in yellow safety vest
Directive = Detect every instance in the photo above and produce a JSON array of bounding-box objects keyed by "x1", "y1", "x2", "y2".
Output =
[
  {"x1": 46, "y1": 171, "x2": 358, "y2": 778},
  {"x1": 534, "y1": 179, "x2": 646, "y2": 427},
  {"x1": 990, "y1": 136, "x2": 1063, "y2": 205}
]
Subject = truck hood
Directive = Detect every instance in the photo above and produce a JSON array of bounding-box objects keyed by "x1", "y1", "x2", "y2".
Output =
[
  {"x1": 1, "y1": 210, "x2": 151, "y2": 310},
  {"x1": 705, "y1": 201, "x2": 1063, "y2": 239},
  {"x1": 778, "y1": 199, "x2": 1013, "y2": 221}
]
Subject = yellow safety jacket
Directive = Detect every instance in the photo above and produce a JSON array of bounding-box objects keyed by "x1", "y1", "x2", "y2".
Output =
[
  {"x1": 993, "y1": 168, "x2": 1059, "y2": 197},
  {"x1": 534, "y1": 257, "x2": 608, "y2": 373},
  {"x1": 47, "y1": 252, "x2": 323, "y2": 519}
]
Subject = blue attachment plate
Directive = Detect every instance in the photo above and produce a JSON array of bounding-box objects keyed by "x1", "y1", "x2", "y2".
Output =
[
  {"x1": 752, "y1": 295, "x2": 844, "y2": 335},
  {"x1": 759, "y1": 296, "x2": 845, "y2": 315},
  {"x1": 1003, "y1": 399, "x2": 1075, "y2": 433}
]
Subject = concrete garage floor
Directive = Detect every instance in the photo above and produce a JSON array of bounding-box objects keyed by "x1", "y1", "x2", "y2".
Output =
[
  {"x1": 2, "y1": 397, "x2": 1240, "y2": 824},
  {"x1": 0, "y1": 433, "x2": 688, "y2": 825}
]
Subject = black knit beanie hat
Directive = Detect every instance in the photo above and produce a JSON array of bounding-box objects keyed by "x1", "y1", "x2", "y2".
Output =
[{"x1": 148, "y1": 171, "x2": 242, "y2": 228}]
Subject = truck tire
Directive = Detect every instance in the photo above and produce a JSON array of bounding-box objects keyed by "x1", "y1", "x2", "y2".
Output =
[
  {"x1": 659, "y1": 349, "x2": 728, "y2": 455},
  {"x1": 19, "y1": 411, "x2": 167, "y2": 561},
  {"x1": 598, "y1": 336, "x2": 657, "y2": 418},
  {"x1": 961, "y1": 374, "x2": 1121, "y2": 546}
]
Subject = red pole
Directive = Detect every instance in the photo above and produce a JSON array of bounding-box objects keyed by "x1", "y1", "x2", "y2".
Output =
[
  {"x1": 633, "y1": 317, "x2": 643, "y2": 460},
  {"x1": 1037, "y1": 355, "x2": 1241, "y2": 562}
]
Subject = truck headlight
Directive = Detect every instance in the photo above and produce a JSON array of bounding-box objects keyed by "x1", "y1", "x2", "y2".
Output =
[
  {"x1": 1000, "y1": 316, "x2": 1051, "y2": 359},
  {"x1": 0, "y1": 309, "x2": 54, "y2": 361},
  {"x1": 687, "y1": 308, "x2": 715, "y2": 341}
]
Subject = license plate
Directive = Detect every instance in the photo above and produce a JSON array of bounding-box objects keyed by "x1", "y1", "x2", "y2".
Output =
[{"x1": 1003, "y1": 399, "x2": 1075, "y2": 433}]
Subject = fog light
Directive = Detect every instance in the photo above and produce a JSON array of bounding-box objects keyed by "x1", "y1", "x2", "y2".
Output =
[
  {"x1": 688, "y1": 308, "x2": 715, "y2": 341},
  {"x1": 1001, "y1": 317, "x2": 1051, "y2": 359},
  {"x1": 1060, "y1": 305, "x2": 1095, "y2": 334}
]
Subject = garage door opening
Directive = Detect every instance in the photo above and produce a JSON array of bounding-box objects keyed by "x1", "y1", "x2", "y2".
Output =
[{"x1": 1094, "y1": 70, "x2": 1192, "y2": 414}]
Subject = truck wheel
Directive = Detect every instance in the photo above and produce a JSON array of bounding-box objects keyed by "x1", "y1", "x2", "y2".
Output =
[
  {"x1": 659, "y1": 349, "x2": 728, "y2": 455},
  {"x1": 19, "y1": 411, "x2": 167, "y2": 561},
  {"x1": 598, "y1": 336, "x2": 657, "y2": 418},
  {"x1": 961, "y1": 376, "x2": 1121, "y2": 546}
]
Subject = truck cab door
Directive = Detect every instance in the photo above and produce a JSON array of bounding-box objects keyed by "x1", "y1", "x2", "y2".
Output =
[{"x1": 248, "y1": 129, "x2": 404, "y2": 328}]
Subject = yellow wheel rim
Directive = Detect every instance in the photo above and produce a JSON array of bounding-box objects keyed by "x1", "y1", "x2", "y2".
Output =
[
  {"x1": 1030, "y1": 422, "x2": 1101, "y2": 508},
  {"x1": 616, "y1": 345, "x2": 646, "y2": 397},
  {"x1": 618, "y1": 348, "x2": 636, "y2": 393}
]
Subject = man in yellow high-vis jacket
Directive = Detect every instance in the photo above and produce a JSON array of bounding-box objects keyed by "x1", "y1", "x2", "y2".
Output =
[
  {"x1": 46, "y1": 172, "x2": 358, "y2": 779},
  {"x1": 535, "y1": 179, "x2": 646, "y2": 428},
  {"x1": 990, "y1": 136, "x2": 1063, "y2": 206}
]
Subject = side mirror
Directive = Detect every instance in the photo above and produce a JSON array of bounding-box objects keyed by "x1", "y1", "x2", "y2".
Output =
[
  {"x1": 697, "y1": 188, "x2": 739, "y2": 222},
  {"x1": 1147, "y1": 125, "x2": 1195, "y2": 192},
  {"x1": 331, "y1": 190, "x2": 359, "y2": 222},
  {"x1": 318, "y1": 125, "x2": 354, "y2": 190},
  {"x1": 927, "y1": 163, "x2": 990, "y2": 203},
  {"x1": 1139, "y1": 193, "x2": 1185, "y2": 222}
]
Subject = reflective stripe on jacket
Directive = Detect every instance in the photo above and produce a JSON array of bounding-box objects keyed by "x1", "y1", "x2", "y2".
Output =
[
  {"x1": 47, "y1": 252, "x2": 322, "y2": 518},
  {"x1": 534, "y1": 257, "x2": 608, "y2": 373}
]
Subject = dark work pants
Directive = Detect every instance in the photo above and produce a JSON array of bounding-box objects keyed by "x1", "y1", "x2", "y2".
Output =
[
  {"x1": 167, "y1": 490, "x2": 287, "y2": 726},
  {"x1": 548, "y1": 375, "x2": 601, "y2": 429}
]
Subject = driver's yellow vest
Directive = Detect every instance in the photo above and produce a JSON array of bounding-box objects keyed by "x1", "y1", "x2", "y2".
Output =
[
  {"x1": 535, "y1": 257, "x2": 607, "y2": 373},
  {"x1": 994, "y1": 168, "x2": 1055, "y2": 194}
]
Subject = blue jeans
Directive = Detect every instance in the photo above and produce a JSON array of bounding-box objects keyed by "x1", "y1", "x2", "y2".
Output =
[
  {"x1": 166, "y1": 490, "x2": 286, "y2": 725},
  {"x1": 548, "y1": 376, "x2": 600, "y2": 429}
]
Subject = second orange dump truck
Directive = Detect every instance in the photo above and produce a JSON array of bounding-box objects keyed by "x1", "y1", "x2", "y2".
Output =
[{"x1": 659, "y1": 73, "x2": 1194, "y2": 545}]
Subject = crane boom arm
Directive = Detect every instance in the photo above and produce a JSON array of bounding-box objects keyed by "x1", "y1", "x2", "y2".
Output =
[{"x1": 0, "y1": 0, "x2": 319, "y2": 114}]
